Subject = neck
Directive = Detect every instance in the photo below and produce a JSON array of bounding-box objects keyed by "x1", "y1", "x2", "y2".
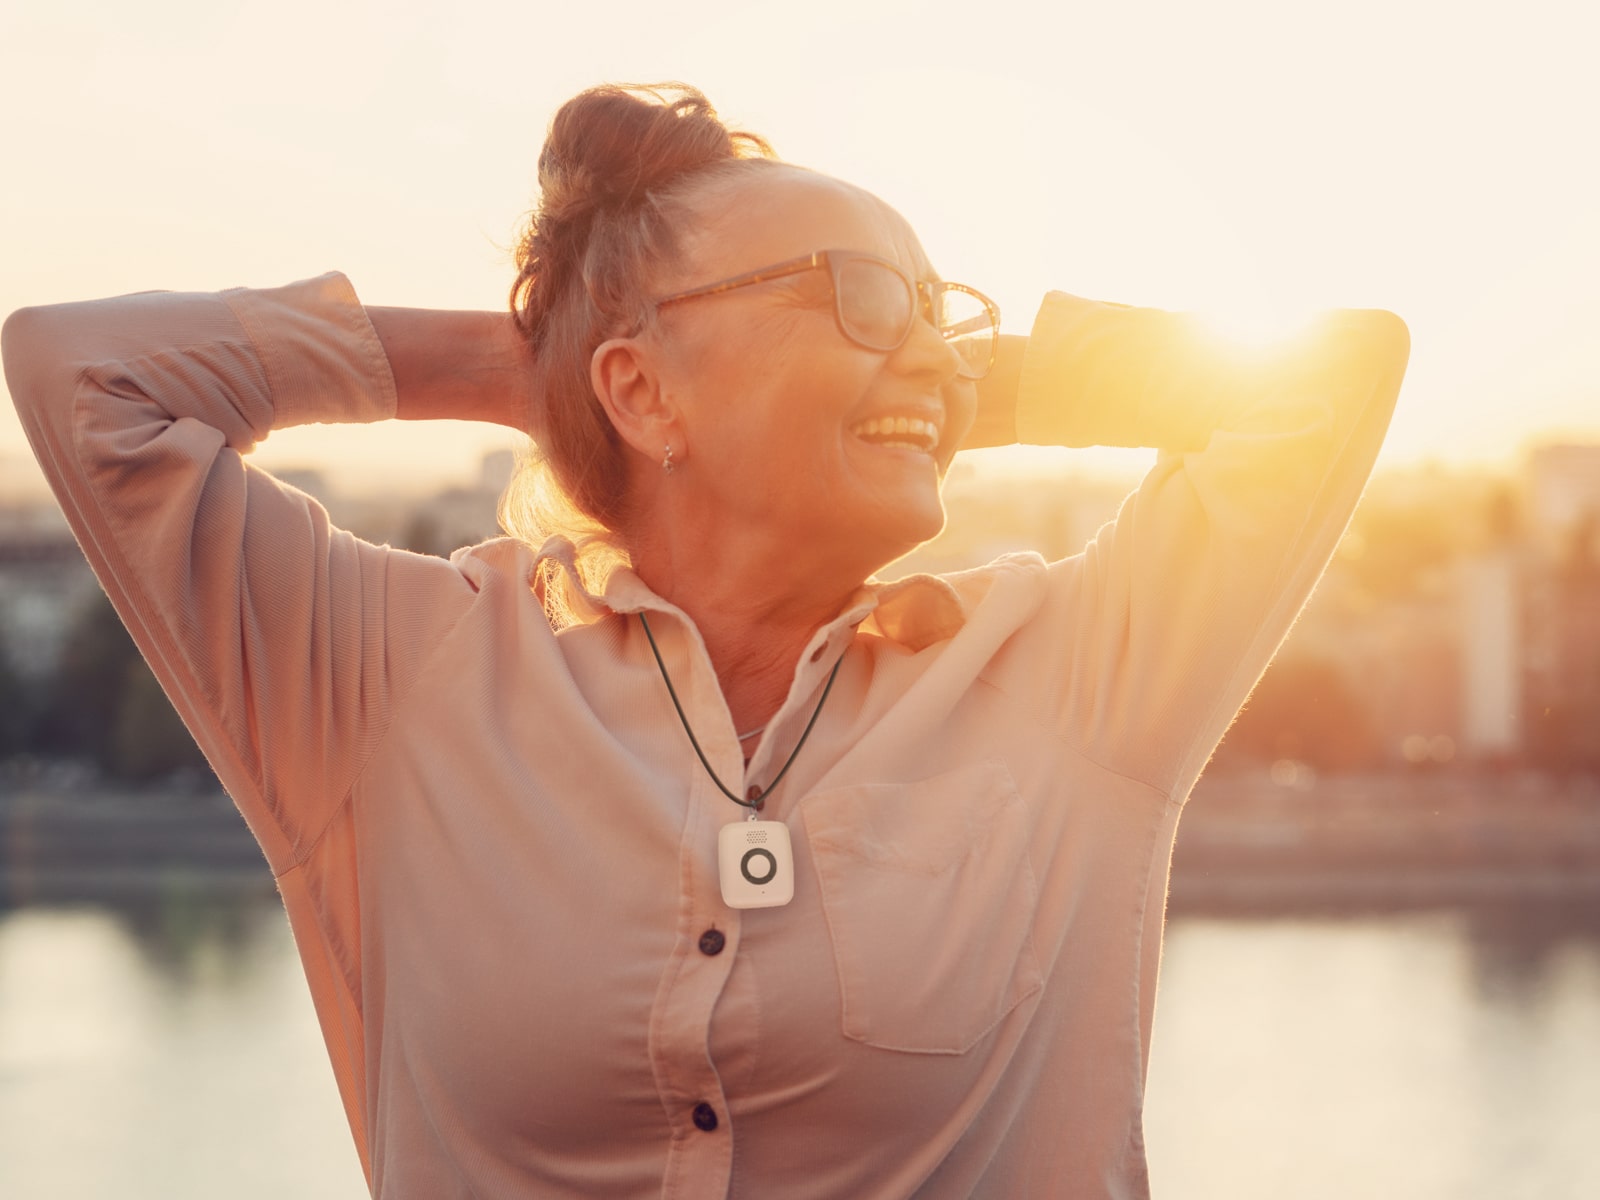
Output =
[{"x1": 629, "y1": 526, "x2": 867, "y2": 737}]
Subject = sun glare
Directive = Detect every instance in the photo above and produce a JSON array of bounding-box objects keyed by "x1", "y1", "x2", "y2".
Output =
[{"x1": 1195, "y1": 301, "x2": 1320, "y2": 351}]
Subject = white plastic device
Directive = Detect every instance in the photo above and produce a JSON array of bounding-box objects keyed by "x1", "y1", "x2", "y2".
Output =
[{"x1": 718, "y1": 820, "x2": 794, "y2": 909}]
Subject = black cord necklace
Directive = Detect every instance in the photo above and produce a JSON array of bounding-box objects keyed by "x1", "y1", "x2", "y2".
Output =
[{"x1": 638, "y1": 611, "x2": 843, "y2": 813}]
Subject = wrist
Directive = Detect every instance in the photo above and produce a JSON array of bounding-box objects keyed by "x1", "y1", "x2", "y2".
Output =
[
  {"x1": 374, "y1": 307, "x2": 534, "y2": 431},
  {"x1": 959, "y1": 333, "x2": 1024, "y2": 450}
]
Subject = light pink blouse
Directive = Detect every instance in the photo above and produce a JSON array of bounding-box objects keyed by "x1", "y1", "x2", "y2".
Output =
[{"x1": 3, "y1": 274, "x2": 1409, "y2": 1198}]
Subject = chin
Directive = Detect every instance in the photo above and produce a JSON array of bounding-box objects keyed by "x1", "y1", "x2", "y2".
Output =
[
  {"x1": 904, "y1": 498, "x2": 948, "y2": 548},
  {"x1": 854, "y1": 496, "x2": 946, "y2": 578}
]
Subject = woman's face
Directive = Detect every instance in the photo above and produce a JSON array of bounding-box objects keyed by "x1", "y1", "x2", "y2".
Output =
[{"x1": 646, "y1": 167, "x2": 976, "y2": 579}]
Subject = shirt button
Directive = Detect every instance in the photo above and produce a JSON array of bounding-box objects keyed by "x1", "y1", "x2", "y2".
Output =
[
  {"x1": 698, "y1": 929, "x2": 725, "y2": 956},
  {"x1": 746, "y1": 786, "x2": 761, "y2": 803},
  {"x1": 692, "y1": 1102, "x2": 719, "y2": 1132}
]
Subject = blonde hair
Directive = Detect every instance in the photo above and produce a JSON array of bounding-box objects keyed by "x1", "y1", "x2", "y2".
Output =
[{"x1": 503, "y1": 82, "x2": 776, "y2": 625}]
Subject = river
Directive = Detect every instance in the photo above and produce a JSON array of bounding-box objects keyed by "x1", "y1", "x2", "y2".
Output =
[{"x1": 2, "y1": 882, "x2": 1597, "y2": 1198}]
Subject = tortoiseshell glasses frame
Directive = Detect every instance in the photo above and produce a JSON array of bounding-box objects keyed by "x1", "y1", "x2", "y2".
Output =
[{"x1": 653, "y1": 249, "x2": 1000, "y2": 381}]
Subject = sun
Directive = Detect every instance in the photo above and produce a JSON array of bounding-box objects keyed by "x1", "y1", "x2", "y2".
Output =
[{"x1": 1194, "y1": 299, "x2": 1320, "y2": 351}]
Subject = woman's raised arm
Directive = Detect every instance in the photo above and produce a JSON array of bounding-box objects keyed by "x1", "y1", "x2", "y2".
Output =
[
  {"x1": 993, "y1": 291, "x2": 1410, "y2": 799},
  {"x1": 0, "y1": 274, "x2": 509, "y2": 873}
]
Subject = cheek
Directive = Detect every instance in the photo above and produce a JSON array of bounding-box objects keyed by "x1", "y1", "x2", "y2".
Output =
[
  {"x1": 673, "y1": 310, "x2": 883, "y2": 485},
  {"x1": 715, "y1": 353, "x2": 867, "y2": 454}
]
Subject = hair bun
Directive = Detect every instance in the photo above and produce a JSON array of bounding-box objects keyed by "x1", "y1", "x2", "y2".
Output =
[{"x1": 535, "y1": 83, "x2": 772, "y2": 228}]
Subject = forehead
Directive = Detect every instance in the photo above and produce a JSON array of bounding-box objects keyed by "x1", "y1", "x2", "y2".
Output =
[{"x1": 680, "y1": 166, "x2": 934, "y2": 280}]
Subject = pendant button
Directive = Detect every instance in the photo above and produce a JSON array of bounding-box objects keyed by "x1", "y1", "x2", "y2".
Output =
[{"x1": 718, "y1": 820, "x2": 795, "y2": 908}]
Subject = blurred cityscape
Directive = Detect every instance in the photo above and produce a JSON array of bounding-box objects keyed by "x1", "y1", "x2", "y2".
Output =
[
  {"x1": 905, "y1": 441, "x2": 1600, "y2": 777},
  {"x1": 1, "y1": 443, "x2": 1597, "y2": 907}
]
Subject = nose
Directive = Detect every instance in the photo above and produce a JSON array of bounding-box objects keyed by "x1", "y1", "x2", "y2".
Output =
[{"x1": 887, "y1": 295, "x2": 963, "y2": 385}]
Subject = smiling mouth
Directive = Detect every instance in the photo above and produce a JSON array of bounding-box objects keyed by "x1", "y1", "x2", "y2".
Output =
[{"x1": 847, "y1": 415, "x2": 941, "y2": 454}]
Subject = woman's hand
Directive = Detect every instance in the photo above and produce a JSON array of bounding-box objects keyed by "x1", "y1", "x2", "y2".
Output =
[
  {"x1": 370, "y1": 307, "x2": 537, "y2": 434},
  {"x1": 958, "y1": 333, "x2": 1025, "y2": 450}
]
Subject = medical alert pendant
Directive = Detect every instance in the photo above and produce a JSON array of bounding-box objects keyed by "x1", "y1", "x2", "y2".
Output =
[{"x1": 718, "y1": 820, "x2": 794, "y2": 909}]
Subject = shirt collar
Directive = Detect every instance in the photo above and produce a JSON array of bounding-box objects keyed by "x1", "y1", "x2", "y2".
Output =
[{"x1": 527, "y1": 535, "x2": 976, "y2": 651}]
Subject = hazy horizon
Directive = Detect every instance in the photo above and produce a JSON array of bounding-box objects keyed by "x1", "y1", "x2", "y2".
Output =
[
  {"x1": 3, "y1": 431, "x2": 1593, "y2": 512},
  {"x1": 3, "y1": 1, "x2": 1597, "y2": 495}
]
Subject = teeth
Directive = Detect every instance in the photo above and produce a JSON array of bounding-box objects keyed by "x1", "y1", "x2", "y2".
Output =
[{"x1": 848, "y1": 415, "x2": 940, "y2": 451}]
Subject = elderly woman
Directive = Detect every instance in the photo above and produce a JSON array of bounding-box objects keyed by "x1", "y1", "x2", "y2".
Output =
[{"x1": 3, "y1": 84, "x2": 1408, "y2": 1198}]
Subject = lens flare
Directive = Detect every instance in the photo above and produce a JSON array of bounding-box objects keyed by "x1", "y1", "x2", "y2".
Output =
[{"x1": 1196, "y1": 301, "x2": 1319, "y2": 350}]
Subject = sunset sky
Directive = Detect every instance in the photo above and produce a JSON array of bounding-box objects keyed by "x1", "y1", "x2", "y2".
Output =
[{"x1": 2, "y1": 0, "x2": 1595, "y2": 497}]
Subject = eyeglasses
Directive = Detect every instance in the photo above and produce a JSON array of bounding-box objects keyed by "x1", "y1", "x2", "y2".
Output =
[{"x1": 653, "y1": 249, "x2": 1000, "y2": 381}]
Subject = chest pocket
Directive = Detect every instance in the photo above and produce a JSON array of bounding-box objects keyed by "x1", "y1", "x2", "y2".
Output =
[{"x1": 800, "y1": 761, "x2": 1044, "y2": 1055}]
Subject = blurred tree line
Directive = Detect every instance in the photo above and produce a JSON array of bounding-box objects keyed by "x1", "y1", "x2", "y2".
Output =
[
  {"x1": 1213, "y1": 654, "x2": 1382, "y2": 773},
  {"x1": 2, "y1": 580, "x2": 1385, "y2": 783},
  {"x1": 1, "y1": 506, "x2": 1594, "y2": 781},
  {"x1": 0, "y1": 588, "x2": 1511, "y2": 784},
  {"x1": 0, "y1": 590, "x2": 209, "y2": 782},
  {"x1": 0, "y1": 515, "x2": 470, "y2": 784}
]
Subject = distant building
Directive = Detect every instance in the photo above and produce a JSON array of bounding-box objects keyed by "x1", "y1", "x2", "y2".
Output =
[
  {"x1": 270, "y1": 467, "x2": 366, "y2": 531},
  {"x1": 1526, "y1": 443, "x2": 1600, "y2": 551},
  {"x1": 0, "y1": 507, "x2": 96, "y2": 679},
  {"x1": 1329, "y1": 585, "x2": 1461, "y2": 765},
  {"x1": 479, "y1": 449, "x2": 518, "y2": 494},
  {"x1": 1262, "y1": 453, "x2": 1600, "y2": 771},
  {"x1": 1458, "y1": 551, "x2": 1521, "y2": 758},
  {"x1": 388, "y1": 450, "x2": 520, "y2": 558},
  {"x1": 1522, "y1": 508, "x2": 1600, "y2": 769}
]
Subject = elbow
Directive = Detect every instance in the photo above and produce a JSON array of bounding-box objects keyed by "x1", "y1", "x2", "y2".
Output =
[
  {"x1": 2, "y1": 303, "x2": 75, "y2": 415},
  {"x1": 3, "y1": 299, "x2": 122, "y2": 426},
  {"x1": 1357, "y1": 308, "x2": 1411, "y2": 373},
  {"x1": 2, "y1": 304, "x2": 43, "y2": 372},
  {"x1": 2, "y1": 305, "x2": 48, "y2": 414},
  {"x1": 1316, "y1": 307, "x2": 1410, "y2": 410},
  {"x1": 1345, "y1": 309, "x2": 1411, "y2": 431}
]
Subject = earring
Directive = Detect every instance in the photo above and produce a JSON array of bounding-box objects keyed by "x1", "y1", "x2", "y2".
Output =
[{"x1": 662, "y1": 444, "x2": 675, "y2": 475}]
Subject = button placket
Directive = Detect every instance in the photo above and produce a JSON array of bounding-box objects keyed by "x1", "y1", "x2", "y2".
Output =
[
  {"x1": 638, "y1": 602, "x2": 865, "y2": 1194},
  {"x1": 647, "y1": 752, "x2": 740, "y2": 1194}
]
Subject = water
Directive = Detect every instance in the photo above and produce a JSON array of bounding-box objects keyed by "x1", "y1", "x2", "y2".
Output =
[
  {"x1": 1145, "y1": 904, "x2": 1600, "y2": 1199},
  {"x1": 0, "y1": 883, "x2": 368, "y2": 1199},
  {"x1": 2, "y1": 887, "x2": 1597, "y2": 1199}
]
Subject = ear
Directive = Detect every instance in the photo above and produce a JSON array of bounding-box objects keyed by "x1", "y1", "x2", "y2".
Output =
[{"x1": 591, "y1": 336, "x2": 680, "y2": 464}]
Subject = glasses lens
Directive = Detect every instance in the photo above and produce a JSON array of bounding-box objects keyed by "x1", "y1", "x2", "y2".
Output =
[
  {"x1": 835, "y1": 258, "x2": 914, "y2": 350},
  {"x1": 934, "y1": 285, "x2": 996, "y2": 380}
]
